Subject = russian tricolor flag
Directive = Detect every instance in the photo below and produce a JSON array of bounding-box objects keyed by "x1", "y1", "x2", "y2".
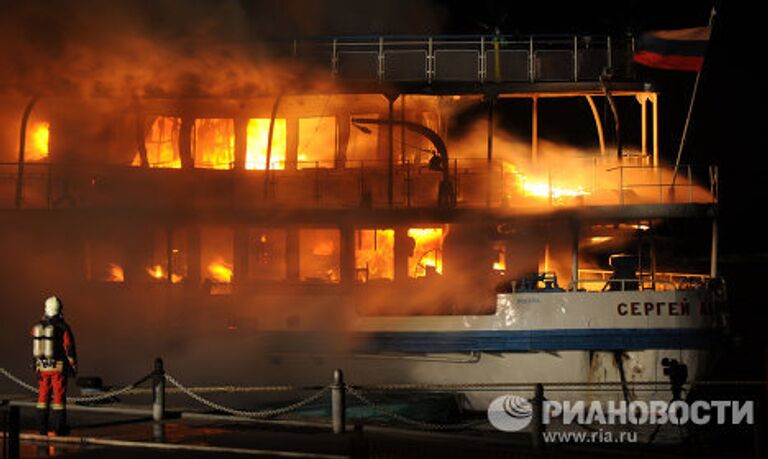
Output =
[{"x1": 633, "y1": 26, "x2": 711, "y2": 72}]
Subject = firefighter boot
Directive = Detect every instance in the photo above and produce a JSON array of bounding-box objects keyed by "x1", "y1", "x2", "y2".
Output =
[
  {"x1": 51, "y1": 409, "x2": 68, "y2": 436},
  {"x1": 36, "y1": 408, "x2": 49, "y2": 435}
]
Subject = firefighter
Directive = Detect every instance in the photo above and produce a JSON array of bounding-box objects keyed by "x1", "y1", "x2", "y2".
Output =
[{"x1": 31, "y1": 296, "x2": 77, "y2": 435}]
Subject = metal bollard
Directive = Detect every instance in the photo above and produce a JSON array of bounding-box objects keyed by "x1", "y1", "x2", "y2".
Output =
[
  {"x1": 531, "y1": 383, "x2": 544, "y2": 450},
  {"x1": 152, "y1": 358, "x2": 165, "y2": 422},
  {"x1": 331, "y1": 369, "x2": 346, "y2": 434},
  {"x1": 8, "y1": 405, "x2": 20, "y2": 459}
]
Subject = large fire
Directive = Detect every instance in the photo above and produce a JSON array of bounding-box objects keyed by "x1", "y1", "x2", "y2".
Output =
[
  {"x1": 408, "y1": 227, "x2": 445, "y2": 278},
  {"x1": 246, "y1": 118, "x2": 286, "y2": 170},
  {"x1": 504, "y1": 163, "x2": 589, "y2": 202},
  {"x1": 146, "y1": 264, "x2": 183, "y2": 283},
  {"x1": 194, "y1": 119, "x2": 234, "y2": 169},
  {"x1": 355, "y1": 229, "x2": 394, "y2": 282},
  {"x1": 207, "y1": 259, "x2": 233, "y2": 283},
  {"x1": 133, "y1": 117, "x2": 182, "y2": 168},
  {"x1": 26, "y1": 121, "x2": 50, "y2": 161}
]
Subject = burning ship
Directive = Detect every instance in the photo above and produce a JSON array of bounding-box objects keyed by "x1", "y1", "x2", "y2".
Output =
[{"x1": 0, "y1": 34, "x2": 725, "y2": 409}]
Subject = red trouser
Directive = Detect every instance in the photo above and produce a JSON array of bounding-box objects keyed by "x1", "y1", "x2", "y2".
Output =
[{"x1": 37, "y1": 369, "x2": 68, "y2": 410}]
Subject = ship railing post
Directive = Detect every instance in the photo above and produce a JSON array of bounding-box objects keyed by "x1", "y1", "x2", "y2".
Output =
[
  {"x1": 332, "y1": 369, "x2": 346, "y2": 434},
  {"x1": 619, "y1": 166, "x2": 625, "y2": 206},
  {"x1": 152, "y1": 357, "x2": 165, "y2": 422},
  {"x1": 4, "y1": 404, "x2": 21, "y2": 459},
  {"x1": 532, "y1": 383, "x2": 544, "y2": 449}
]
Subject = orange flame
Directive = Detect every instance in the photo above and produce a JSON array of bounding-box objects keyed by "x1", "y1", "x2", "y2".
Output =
[
  {"x1": 26, "y1": 122, "x2": 50, "y2": 161},
  {"x1": 146, "y1": 264, "x2": 182, "y2": 283},
  {"x1": 408, "y1": 228, "x2": 445, "y2": 277},
  {"x1": 246, "y1": 119, "x2": 286, "y2": 170},
  {"x1": 133, "y1": 117, "x2": 182, "y2": 168},
  {"x1": 106, "y1": 263, "x2": 124, "y2": 282},
  {"x1": 355, "y1": 229, "x2": 394, "y2": 282},
  {"x1": 504, "y1": 163, "x2": 589, "y2": 202},
  {"x1": 194, "y1": 118, "x2": 234, "y2": 169},
  {"x1": 207, "y1": 259, "x2": 233, "y2": 283}
]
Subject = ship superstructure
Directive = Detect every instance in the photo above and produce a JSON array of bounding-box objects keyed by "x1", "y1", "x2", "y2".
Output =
[{"x1": 0, "y1": 35, "x2": 724, "y2": 406}]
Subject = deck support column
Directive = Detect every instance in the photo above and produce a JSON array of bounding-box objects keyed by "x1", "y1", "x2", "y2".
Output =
[
  {"x1": 531, "y1": 96, "x2": 539, "y2": 164},
  {"x1": 571, "y1": 221, "x2": 580, "y2": 290},
  {"x1": 486, "y1": 94, "x2": 496, "y2": 207},
  {"x1": 652, "y1": 93, "x2": 659, "y2": 167},
  {"x1": 287, "y1": 228, "x2": 300, "y2": 282},
  {"x1": 394, "y1": 226, "x2": 410, "y2": 282},
  {"x1": 710, "y1": 219, "x2": 719, "y2": 278},
  {"x1": 340, "y1": 225, "x2": 356, "y2": 286},
  {"x1": 234, "y1": 117, "x2": 248, "y2": 170},
  {"x1": 233, "y1": 226, "x2": 249, "y2": 286},
  {"x1": 387, "y1": 95, "x2": 396, "y2": 208},
  {"x1": 286, "y1": 117, "x2": 299, "y2": 170}
]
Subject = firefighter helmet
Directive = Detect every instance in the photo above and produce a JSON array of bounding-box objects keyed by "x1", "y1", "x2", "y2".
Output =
[{"x1": 44, "y1": 296, "x2": 62, "y2": 318}]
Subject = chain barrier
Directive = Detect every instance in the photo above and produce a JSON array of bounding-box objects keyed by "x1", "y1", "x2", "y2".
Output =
[
  {"x1": 164, "y1": 373, "x2": 330, "y2": 419},
  {"x1": 346, "y1": 386, "x2": 485, "y2": 431},
  {"x1": 0, "y1": 367, "x2": 153, "y2": 403},
  {"x1": 0, "y1": 368, "x2": 38, "y2": 393},
  {"x1": 126, "y1": 385, "x2": 320, "y2": 395},
  {"x1": 69, "y1": 373, "x2": 153, "y2": 403}
]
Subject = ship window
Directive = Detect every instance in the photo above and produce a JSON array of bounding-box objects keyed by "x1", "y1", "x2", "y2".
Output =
[
  {"x1": 355, "y1": 229, "x2": 394, "y2": 282},
  {"x1": 299, "y1": 229, "x2": 340, "y2": 283},
  {"x1": 84, "y1": 241, "x2": 124, "y2": 283},
  {"x1": 298, "y1": 117, "x2": 336, "y2": 169},
  {"x1": 145, "y1": 228, "x2": 187, "y2": 283},
  {"x1": 347, "y1": 113, "x2": 379, "y2": 165},
  {"x1": 134, "y1": 116, "x2": 181, "y2": 168},
  {"x1": 201, "y1": 227, "x2": 234, "y2": 288},
  {"x1": 193, "y1": 118, "x2": 235, "y2": 170},
  {"x1": 247, "y1": 228, "x2": 286, "y2": 281},
  {"x1": 24, "y1": 120, "x2": 50, "y2": 162},
  {"x1": 407, "y1": 227, "x2": 445, "y2": 278},
  {"x1": 492, "y1": 241, "x2": 507, "y2": 274},
  {"x1": 246, "y1": 118, "x2": 286, "y2": 170}
]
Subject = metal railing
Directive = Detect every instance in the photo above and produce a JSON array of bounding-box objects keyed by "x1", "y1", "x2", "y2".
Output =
[
  {"x1": 0, "y1": 160, "x2": 717, "y2": 210},
  {"x1": 287, "y1": 34, "x2": 631, "y2": 83},
  {"x1": 579, "y1": 269, "x2": 710, "y2": 290},
  {"x1": 608, "y1": 164, "x2": 718, "y2": 206},
  {"x1": 574, "y1": 278, "x2": 678, "y2": 292}
]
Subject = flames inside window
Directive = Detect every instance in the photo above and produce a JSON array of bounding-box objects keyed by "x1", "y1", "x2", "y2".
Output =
[
  {"x1": 298, "y1": 117, "x2": 336, "y2": 169},
  {"x1": 146, "y1": 228, "x2": 187, "y2": 283},
  {"x1": 201, "y1": 227, "x2": 234, "y2": 284},
  {"x1": 246, "y1": 118, "x2": 286, "y2": 170},
  {"x1": 135, "y1": 116, "x2": 181, "y2": 168},
  {"x1": 492, "y1": 241, "x2": 507, "y2": 273},
  {"x1": 248, "y1": 228, "x2": 286, "y2": 281},
  {"x1": 355, "y1": 229, "x2": 394, "y2": 282},
  {"x1": 300, "y1": 229, "x2": 340, "y2": 283},
  {"x1": 84, "y1": 241, "x2": 124, "y2": 283},
  {"x1": 25, "y1": 121, "x2": 50, "y2": 161},
  {"x1": 193, "y1": 118, "x2": 234, "y2": 169},
  {"x1": 407, "y1": 227, "x2": 445, "y2": 278}
]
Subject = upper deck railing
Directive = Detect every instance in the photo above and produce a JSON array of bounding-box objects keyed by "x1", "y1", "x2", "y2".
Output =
[
  {"x1": 284, "y1": 34, "x2": 634, "y2": 84},
  {"x1": 0, "y1": 159, "x2": 716, "y2": 212}
]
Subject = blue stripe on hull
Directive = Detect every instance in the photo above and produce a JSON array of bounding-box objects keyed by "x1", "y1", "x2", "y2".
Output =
[{"x1": 355, "y1": 328, "x2": 721, "y2": 353}]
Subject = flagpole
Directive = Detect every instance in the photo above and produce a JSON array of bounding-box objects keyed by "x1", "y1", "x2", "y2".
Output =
[{"x1": 671, "y1": 6, "x2": 717, "y2": 187}]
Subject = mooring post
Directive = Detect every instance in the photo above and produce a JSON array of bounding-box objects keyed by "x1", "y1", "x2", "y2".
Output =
[
  {"x1": 6, "y1": 404, "x2": 20, "y2": 459},
  {"x1": 532, "y1": 383, "x2": 544, "y2": 449},
  {"x1": 332, "y1": 368, "x2": 346, "y2": 434},
  {"x1": 152, "y1": 357, "x2": 165, "y2": 422}
]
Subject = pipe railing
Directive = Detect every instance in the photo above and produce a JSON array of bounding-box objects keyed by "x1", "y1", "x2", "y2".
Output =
[
  {"x1": 288, "y1": 34, "x2": 628, "y2": 83},
  {"x1": 0, "y1": 160, "x2": 717, "y2": 210}
]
